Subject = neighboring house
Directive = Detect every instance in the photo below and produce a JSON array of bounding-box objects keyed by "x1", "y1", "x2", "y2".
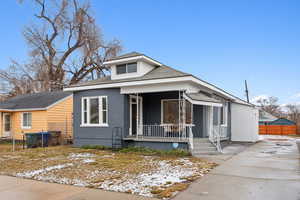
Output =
[
  {"x1": 0, "y1": 91, "x2": 73, "y2": 140},
  {"x1": 259, "y1": 110, "x2": 296, "y2": 135},
  {"x1": 64, "y1": 52, "x2": 259, "y2": 154}
]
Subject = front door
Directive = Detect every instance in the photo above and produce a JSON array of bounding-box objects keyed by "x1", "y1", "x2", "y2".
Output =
[
  {"x1": 3, "y1": 113, "x2": 11, "y2": 137},
  {"x1": 130, "y1": 96, "x2": 143, "y2": 136}
]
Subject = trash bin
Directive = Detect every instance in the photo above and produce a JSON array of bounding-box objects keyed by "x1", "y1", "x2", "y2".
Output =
[
  {"x1": 25, "y1": 132, "x2": 50, "y2": 148},
  {"x1": 49, "y1": 131, "x2": 61, "y2": 146},
  {"x1": 25, "y1": 133, "x2": 39, "y2": 148},
  {"x1": 38, "y1": 132, "x2": 50, "y2": 147}
]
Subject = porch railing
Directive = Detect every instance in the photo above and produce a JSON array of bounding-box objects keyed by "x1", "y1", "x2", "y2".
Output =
[
  {"x1": 133, "y1": 124, "x2": 193, "y2": 142},
  {"x1": 210, "y1": 125, "x2": 222, "y2": 153}
]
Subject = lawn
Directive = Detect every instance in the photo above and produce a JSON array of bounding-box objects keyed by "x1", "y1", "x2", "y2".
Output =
[{"x1": 0, "y1": 145, "x2": 216, "y2": 199}]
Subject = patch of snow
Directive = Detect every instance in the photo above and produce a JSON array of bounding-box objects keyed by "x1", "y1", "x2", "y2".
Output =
[
  {"x1": 82, "y1": 159, "x2": 96, "y2": 164},
  {"x1": 16, "y1": 163, "x2": 73, "y2": 178},
  {"x1": 99, "y1": 158, "x2": 204, "y2": 197},
  {"x1": 68, "y1": 153, "x2": 95, "y2": 160}
]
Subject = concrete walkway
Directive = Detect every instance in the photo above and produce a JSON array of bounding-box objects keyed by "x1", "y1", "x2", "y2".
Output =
[
  {"x1": 174, "y1": 136, "x2": 300, "y2": 200},
  {"x1": 0, "y1": 175, "x2": 156, "y2": 200}
]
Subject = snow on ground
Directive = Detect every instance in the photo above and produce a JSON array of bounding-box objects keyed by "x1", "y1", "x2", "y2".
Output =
[
  {"x1": 16, "y1": 163, "x2": 73, "y2": 178},
  {"x1": 68, "y1": 153, "x2": 95, "y2": 159},
  {"x1": 99, "y1": 158, "x2": 204, "y2": 197},
  {"x1": 258, "y1": 135, "x2": 298, "y2": 156}
]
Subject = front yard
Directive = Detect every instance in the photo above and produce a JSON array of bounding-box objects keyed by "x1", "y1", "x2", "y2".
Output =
[{"x1": 0, "y1": 145, "x2": 216, "y2": 199}]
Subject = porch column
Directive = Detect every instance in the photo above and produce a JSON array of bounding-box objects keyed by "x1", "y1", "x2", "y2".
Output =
[{"x1": 136, "y1": 93, "x2": 139, "y2": 138}]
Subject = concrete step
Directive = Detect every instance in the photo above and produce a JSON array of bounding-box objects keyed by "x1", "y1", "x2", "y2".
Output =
[
  {"x1": 193, "y1": 139, "x2": 210, "y2": 143},
  {"x1": 193, "y1": 146, "x2": 217, "y2": 151},
  {"x1": 192, "y1": 151, "x2": 220, "y2": 155},
  {"x1": 193, "y1": 143, "x2": 215, "y2": 147}
]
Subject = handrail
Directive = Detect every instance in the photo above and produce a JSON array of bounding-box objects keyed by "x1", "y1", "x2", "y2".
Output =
[
  {"x1": 210, "y1": 125, "x2": 222, "y2": 153},
  {"x1": 188, "y1": 126, "x2": 194, "y2": 150}
]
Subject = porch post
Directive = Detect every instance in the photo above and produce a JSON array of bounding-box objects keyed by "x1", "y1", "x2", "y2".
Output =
[
  {"x1": 178, "y1": 90, "x2": 181, "y2": 138},
  {"x1": 136, "y1": 93, "x2": 139, "y2": 138}
]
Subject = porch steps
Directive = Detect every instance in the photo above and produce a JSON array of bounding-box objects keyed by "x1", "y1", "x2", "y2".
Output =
[{"x1": 192, "y1": 138, "x2": 220, "y2": 155}]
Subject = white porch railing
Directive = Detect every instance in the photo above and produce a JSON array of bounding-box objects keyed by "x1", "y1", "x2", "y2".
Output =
[
  {"x1": 210, "y1": 125, "x2": 228, "y2": 153},
  {"x1": 129, "y1": 125, "x2": 194, "y2": 149}
]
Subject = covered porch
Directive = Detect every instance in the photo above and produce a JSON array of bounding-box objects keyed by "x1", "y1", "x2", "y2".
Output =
[{"x1": 123, "y1": 90, "x2": 230, "y2": 151}]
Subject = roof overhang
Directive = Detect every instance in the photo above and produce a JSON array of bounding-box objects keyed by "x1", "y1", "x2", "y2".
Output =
[
  {"x1": 64, "y1": 75, "x2": 251, "y2": 106},
  {"x1": 103, "y1": 55, "x2": 163, "y2": 67},
  {"x1": 183, "y1": 93, "x2": 223, "y2": 107}
]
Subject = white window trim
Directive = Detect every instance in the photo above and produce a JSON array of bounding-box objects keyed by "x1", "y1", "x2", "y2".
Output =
[
  {"x1": 221, "y1": 102, "x2": 228, "y2": 126},
  {"x1": 161, "y1": 99, "x2": 193, "y2": 125},
  {"x1": 81, "y1": 96, "x2": 108, "y2": 127},
  {"x1": 116, "y1": 62, "x2": 137, "y2": 75},
  {"x1": 21, "y1": 112, "x2": 32, "y2": 129}
]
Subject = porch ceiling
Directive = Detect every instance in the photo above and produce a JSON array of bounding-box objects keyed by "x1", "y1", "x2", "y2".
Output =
[{"x1": 184, "y1": 92, "x2": 223, "y2": 107}]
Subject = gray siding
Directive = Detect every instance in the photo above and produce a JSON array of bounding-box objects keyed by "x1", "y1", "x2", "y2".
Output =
[{"x1": 73, "y1": 88, "x2": 128, "y2": 147}]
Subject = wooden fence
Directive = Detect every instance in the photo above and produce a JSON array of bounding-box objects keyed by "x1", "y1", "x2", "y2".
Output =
[{"x1": 259, "y1": 125, "x2": 297, "y2": 135}]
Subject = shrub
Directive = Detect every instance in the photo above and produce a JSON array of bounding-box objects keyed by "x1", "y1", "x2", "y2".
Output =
[
  {"x1": 119, "y1": 146, "x2": 191, "y2": 157},
  {"x1": 80, "y1": 145, "x2": 111, "y2": 150}
]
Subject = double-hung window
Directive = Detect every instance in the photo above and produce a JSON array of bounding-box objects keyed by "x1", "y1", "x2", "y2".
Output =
[
  {"x1": 81, "y1": 96, "x2": 108, "y2": 126},
  {"x1": 116, "y1": 62, "x2": 137, "y2": 74},
  {"x1": 22, "y1": 112, "x2": 32, "y2": 129}
]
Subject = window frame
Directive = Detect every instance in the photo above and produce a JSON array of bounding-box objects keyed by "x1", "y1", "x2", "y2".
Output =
[
  {"x1": 116, "y1": 62, "x2": 137, "y2": 75},
  {"x1": 161, "y1": 99, "x2": 193, "y2": 125},
  {"x1": 220, "y1": 102, "x2": 228, "y2": 126},
  {"x1": 81, "y1": 96, "x2": 108, "y2": 127},
  {"x1": 21, "y1": 112, "x2": 32, "y2": 129}
]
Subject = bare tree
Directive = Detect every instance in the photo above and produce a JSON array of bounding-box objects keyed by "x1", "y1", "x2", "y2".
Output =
[
  {"x1": 0, "y1": 0, "x2": 121, "y2": 96},
  {"x1": 257, "y1": 96, "x2": 282, "y2": 117},
  {"x1": 285, "y1": 104, "x2": 300, "y2": 134}
]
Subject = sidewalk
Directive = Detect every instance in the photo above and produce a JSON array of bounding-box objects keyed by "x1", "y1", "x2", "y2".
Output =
[
  {"x1": 174, "y1": 136, "x2": 300, "y2": 200},
  {"x1": 0, "y1": 175, "x2": 156, "y2": 200}
]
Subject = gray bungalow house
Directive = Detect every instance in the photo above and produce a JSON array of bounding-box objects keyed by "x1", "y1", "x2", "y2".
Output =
[{"x1": 64, "y1": 52, "x2": 259, "y2": 155}]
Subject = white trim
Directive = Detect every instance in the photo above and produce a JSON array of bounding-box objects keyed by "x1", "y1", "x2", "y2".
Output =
[
  {"x1": 3, "y1": 113, "x2": 11, "y2": 137},
  {"x1": 161, "y1": 99, "x2": 193, "y2": 125},
  {"x1": 183, "y1": 93, "x2": 223, "y2": 107},
  {"x1": 129, "y1": 95, "x2": 143, "y2": 136},
  {"x1": 103, "y1": 55, "x2": 162, "y2": 67},
  {"x1": 64, "y1": 75, "x2": 243, "y2": 103},
  {"x1": 21, "y1": 112, "x2": 32, "y2": 129},
  {"x1": 46, "y1": 94, "x2": 73, "y2": 110},
  {"x1": 81, "y1": 96, "x2": 108, "y2": 127}
]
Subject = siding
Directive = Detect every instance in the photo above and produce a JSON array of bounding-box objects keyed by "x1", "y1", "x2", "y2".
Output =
[
  {"x1": 73, "y1": 88, "x2": 128, "y2": 147},
  {"x1": 11, "y1": 110, "x2": 48, "y2": 140},
  {"x1": 47, "y1": 95, "x2": 73, "y2": 137}
]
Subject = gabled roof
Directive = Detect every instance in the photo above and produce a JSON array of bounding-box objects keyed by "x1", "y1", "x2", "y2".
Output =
[
  {"x1": 65, "y1": 52, "x2": 253, "y2": 107},
  {"x1": 67, "y1": 65, "x2": 190, "y2": 88},
  {"x1": 106, "y1": 52, "x2": 143, "y2": 61},
  {"x1": 0, "y1": 91, "x2": 72, "y2": 111},
  {"x1": 259, "y1": 110, "x2": 278, "y2": 122}
]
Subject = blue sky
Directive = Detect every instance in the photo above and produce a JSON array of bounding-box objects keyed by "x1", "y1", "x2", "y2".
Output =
[{"x1": 0, "y1": 0, "x2": 299, "y2": 104}]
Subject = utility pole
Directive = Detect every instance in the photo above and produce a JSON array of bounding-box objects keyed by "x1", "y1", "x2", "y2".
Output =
[{"x1": 245, "y1": 80, "x2": 249, "y2": 103}]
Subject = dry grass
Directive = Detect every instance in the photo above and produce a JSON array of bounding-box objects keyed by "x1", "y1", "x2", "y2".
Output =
[{"x1": 0, "y1": 145, "x2": 216, "y2": 199}]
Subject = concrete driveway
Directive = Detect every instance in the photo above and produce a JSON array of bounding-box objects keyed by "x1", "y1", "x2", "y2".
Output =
[
  {"x1": 174, "y1": 136, "x2": 300, "y2": 200},
  {"x1": 0, "y1": 175, "x2": 156, "y2": 200}
]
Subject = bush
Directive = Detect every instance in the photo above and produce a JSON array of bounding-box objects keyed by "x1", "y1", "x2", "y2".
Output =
[
  {"x1": 119, "y1": 146, "x2": 191, "y2": 157},
  {"x1": 80, "y1": 145, "x2": 111, "y2": 150}
]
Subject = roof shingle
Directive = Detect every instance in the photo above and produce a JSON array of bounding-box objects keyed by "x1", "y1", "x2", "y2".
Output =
[{"x1": 0, "y1": 91, "x2": 72, "y2": 110}]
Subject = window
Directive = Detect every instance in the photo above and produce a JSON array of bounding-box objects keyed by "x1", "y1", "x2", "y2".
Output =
[
  {"x1": 161, "y1": 99, "x2": 193, "y2": 124},
  {"x1": 81, "y1": 96, "x2": 108, "y2": 126},
  {"x1": 22, "y1": 112, "x2": 32, "y2": 129},
  {"x1": 116, "y1": 62, "x2": 137, "y2": 74},
  {"x1": 220, "y1": 102, "x2": 228, "y2": 125}
]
